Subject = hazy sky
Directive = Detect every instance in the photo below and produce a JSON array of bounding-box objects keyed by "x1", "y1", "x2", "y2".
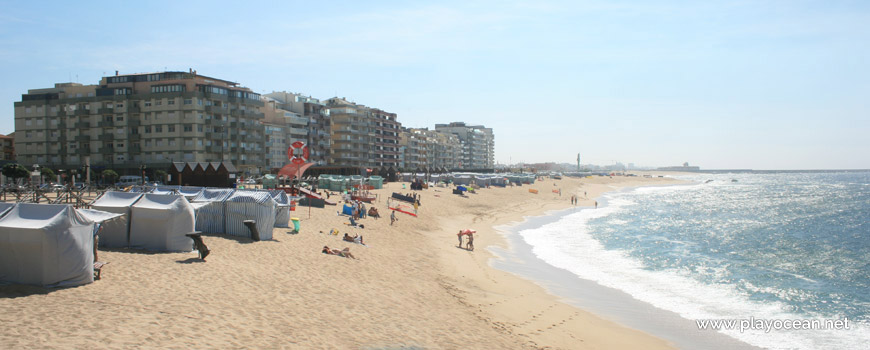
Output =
[{"x1": 1, "y1": 0, "x2": 868, "y2": 170}]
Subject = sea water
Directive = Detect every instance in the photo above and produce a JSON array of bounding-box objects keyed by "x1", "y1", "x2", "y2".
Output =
[{"x1": 513, "y1": 172, "x2": 869, "y2": 349}]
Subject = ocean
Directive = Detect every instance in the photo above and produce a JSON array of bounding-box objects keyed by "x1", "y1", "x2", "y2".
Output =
[{"x1": 494, "y1": 171, "x2": 870, "y2": 350}]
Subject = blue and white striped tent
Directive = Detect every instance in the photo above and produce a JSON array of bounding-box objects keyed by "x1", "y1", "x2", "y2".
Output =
[
  {"x1": 191, "y1": 188, "x2": 235, "y2": 234},
  {"x1": 91, "y1": 191, "x2": 144, "y2": 248},
  {"x1": 178, "y1": 186, "x2": 204, "y2": 201},
  {"x1": 225, "y1": 191, "x2": 277, "y2": 240},
  {"x1": 269, "y1": 190, "x2": 291, "y2": 228}
]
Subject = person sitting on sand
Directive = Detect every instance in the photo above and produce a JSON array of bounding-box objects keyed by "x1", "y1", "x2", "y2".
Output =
[{"x1": 368, "y1": 207, "x2": 380, "y2": 219}]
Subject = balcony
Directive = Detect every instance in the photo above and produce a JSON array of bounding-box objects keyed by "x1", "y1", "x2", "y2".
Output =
[
  {"x1": 207, "y1": 132, "x2": 227, "y2": 140},
  {"x1": 205, "y1": 105, "x2": 224, "y2": 114},
  {"x1": 206, "y1": 119, "x2": 227, "y2": 127},
  {"x1": 128, "y1": 119, "x2": 141, "y2": 127},
  {"x1": 98, "y1": 120, "x2": 114, "y2": 127},
  {"x1": 75, "y1": 122, "x2": 90, "y2": 128},
  {"x1": 128, "y1": 105, "x2": 141, "y2": 113},
  {"x1": 75, "y1": 135, "x2": 91, "y2": 142},
  {"x1": 75, "y1": 148, "x2": 90, "y2": 155},
  {"x1": 98, "y1": 147, "x2": 114, "y2": 154},
  {"x1": 98, "y1": 134, "x2": 114, "y2": 141},
  {"x1": 128, "y1": 133, "x2": 141, "y2": 141},
  {"x1": 74, "y1": 109, "x2": 90, "y2": 116},
  {"x1": 98, "y1": 108, "x2": 114, "y2": 115},
  {"x1": 129, "y1": 145, "x2": 142, "y2": 153}
]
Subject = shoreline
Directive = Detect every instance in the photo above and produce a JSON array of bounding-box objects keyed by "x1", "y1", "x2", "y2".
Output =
[
  {"x1": 488, "y1": 195, "x2": 761, "y2": 349},
  {"x1": 430, "y1": 175, "x2": 683, "y2": 349}
]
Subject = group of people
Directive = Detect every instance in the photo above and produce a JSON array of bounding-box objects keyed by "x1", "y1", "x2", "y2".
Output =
[{"x1": 457, "y1": 230, "x2": 475, "y2": 251}]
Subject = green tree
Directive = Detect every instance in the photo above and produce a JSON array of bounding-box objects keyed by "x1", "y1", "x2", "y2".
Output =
[
  {"x1": 154, "y1": 169, "x2": 167, "y2": 184},
  {"x1": 2, "y1": 163, "x2": 30, "y2": 181},
  {"x1": 102, "y1": 169, "x2": 119, "y2": 185},
  {"x1": 40, "y1": 167, "x2": 56, "y2": 183}
]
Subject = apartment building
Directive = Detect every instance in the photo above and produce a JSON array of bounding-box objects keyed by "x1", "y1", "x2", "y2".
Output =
[
  {"x1": 263, "y1": 92, "x2": 331, "y2": 165},
  {"x1": 434, "y1": 122, "x2": 495, "y2": 170},
  {"x1": 0, "y1": 133, "x2": 14, "y2": 161},
  {"x1": 324, "y1": 98, "x2": 400, "y2": 169},
  {"x1": 13, "y1": 71, "x2": 265, "y2": 176}
]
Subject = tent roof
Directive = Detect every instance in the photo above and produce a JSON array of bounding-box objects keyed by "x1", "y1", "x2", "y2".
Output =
[
  {"x1": 92, "y1": 191, "x2": 143, "y2": 207},
  {"x1": 78, "y1": 209, "x2": 125, "y2": 223},
  {"x1": 192, "y1": 188, "x2": 235, "y2": 202},
  {"x1": 0, "y1": 202, "x2": 15, "y2": 218},
  {"x1": 226, "y1": 190, "x2": 277, "y2": 205},
  {"x1": 0, "y1": 203, "x2": 89, "y2": 228},
  {"x1": 133, "y1": 193, "x2": 189, "y2": 209}
]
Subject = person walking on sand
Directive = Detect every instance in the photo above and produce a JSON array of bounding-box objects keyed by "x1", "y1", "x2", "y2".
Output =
[
  {"x1": 467, "y1": 233, "x2": 474, "y2": 251},
  {"x1": 594, "y1": 201, "x2": 598, "y2": 209},
  {"x1": 457, "y1": 230, "x2": 464, "y2": 248},
  {"x1": 390, "y1": 210, "x2": 397, "y2": 226}
]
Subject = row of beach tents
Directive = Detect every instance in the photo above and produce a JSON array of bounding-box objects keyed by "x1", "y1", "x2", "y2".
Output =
[
  {"x1": 399, "y1": 173, "x2": 536, "y2": 187},
  {"x1": 0, "y1": 187, "x2": 297, "y2": 288}
]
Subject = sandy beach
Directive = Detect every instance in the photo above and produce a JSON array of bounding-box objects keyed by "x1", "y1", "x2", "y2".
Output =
[{"x1": 1, "y1": 174, "x2": 683, "y2": 349}]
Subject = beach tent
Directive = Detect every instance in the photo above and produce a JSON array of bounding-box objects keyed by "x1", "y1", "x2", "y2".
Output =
[
  {"x1": 225, "y1": 191, "x2": 277, "y2": 240},
  {"x1": 0, "y1": 203, "x2": 96, "y2": 287},
  {"x1": 342, "y1": 203, "x2": 355, "y2": 216},
  {"x1": 178, "y1": 186, "x2": 203, "y2": 201},
  {"x1": 91, "y1": 191, "x2": 144, "y2": 248},
  {"x1": 191, "y1": 188, "x2": 235, "y2": 234},
  {"x1": 152, "y1": 185, "x2": 180, "y2": 195},
  {"x1": 129, "y1": 194, "x2": 195, "y2": 252},
  {"x1": 269, "y1": 190, "x2": 291, "y2": 228}
]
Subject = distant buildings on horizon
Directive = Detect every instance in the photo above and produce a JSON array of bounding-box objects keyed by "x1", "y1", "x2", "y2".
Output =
[{"x1": 10, "y1": 70, "x2": 495, "y2": 179}]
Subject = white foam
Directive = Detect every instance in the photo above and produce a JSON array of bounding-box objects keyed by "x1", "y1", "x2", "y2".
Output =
[{"x1": 520, "y1": 189, "x2": 870, "y2": 350}]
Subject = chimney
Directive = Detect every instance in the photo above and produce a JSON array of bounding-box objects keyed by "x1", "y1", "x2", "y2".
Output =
[{"x1": 115, "y1": 70, "x2": 119, "y2": 76}]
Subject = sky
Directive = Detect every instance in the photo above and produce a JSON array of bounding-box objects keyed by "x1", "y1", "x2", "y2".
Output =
[{"x1": 1, "y1": 0, "x2": 868, "y2": 170}]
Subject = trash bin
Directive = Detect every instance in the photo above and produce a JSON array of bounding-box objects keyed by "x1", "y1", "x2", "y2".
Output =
[
  {"x1": 243, "y1": 220, "x2": 260, "y2": 241},
  {"x1": 290, "y1": 217, "x2": 301, "y2": 233}
]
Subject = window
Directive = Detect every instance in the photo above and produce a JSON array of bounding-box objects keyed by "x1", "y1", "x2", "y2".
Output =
[
  {"x1": 156, "y1": 100, "x2": 162, "y2": 106},
  {"x1": 116, "y1": 116, "x2": 124, "y2": 121},
  {"x1": 197, "y1": 125, "x2": 203, "y2": 132},
  {"x1": 183, "y1": 124, "x2": 193, "y2": 132},
  {"x1": 145, "y1": 126, "x2": 151, "y2": 133},
  {"x1": 25, "y1": 119, "x2": 32, "y2": 126},
  {"x1": 184, "y1": 99, "x2": 192, "y2": 105},
  {"x1": 198, "y1": 99, "x2": 203, "y2": 106},
  {"x1": 168, "y1": 100, "x2": 175, "y2": 105},
  {"x1": 144, "y1": 101, "x2": 152, "y2": 107},
  {"x1": 168, "y1": 125, "x2": 175, "y2": 132},
  {"x1": 155, "y1": 125, "x2": 162, "y2": 133},
  {"x1": 151, "y1": 85, "x2": 185, "y2": 93},
  {"x1": 169, "y1": 140, "x2": 176, "y2": 146},
  {"x1": 185, "y1": 139, "x2": 193, "y2": 146},
  {"x1": 116, "y1": 127, "x2": 124, "y2": 134},
  {"x1": 116, "y1": 143, "x2": 124, "y2": 148},
  {"x1": 25, "y1": 107, "x2": 31, "y2": 114}
]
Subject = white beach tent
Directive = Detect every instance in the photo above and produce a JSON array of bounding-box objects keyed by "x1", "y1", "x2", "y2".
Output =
[
  {"x1": 191, "y1": 188, "x2": 235, "y2": 234},
  {"x1": 178, "y1": 186, "x2": 203, "y2": 201},
  {"x1": 129, "y1": 194, "x2": 195, "y2": 252},
  {"x1": 90, "y1": 191, "x2": 144, "y2": 248},
  {"x1": 225, "y1": 191, "x2": 277, "y2": 240},
  {"x1": 0, "y1": 204, "x2": 96, "y2": 287}
]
